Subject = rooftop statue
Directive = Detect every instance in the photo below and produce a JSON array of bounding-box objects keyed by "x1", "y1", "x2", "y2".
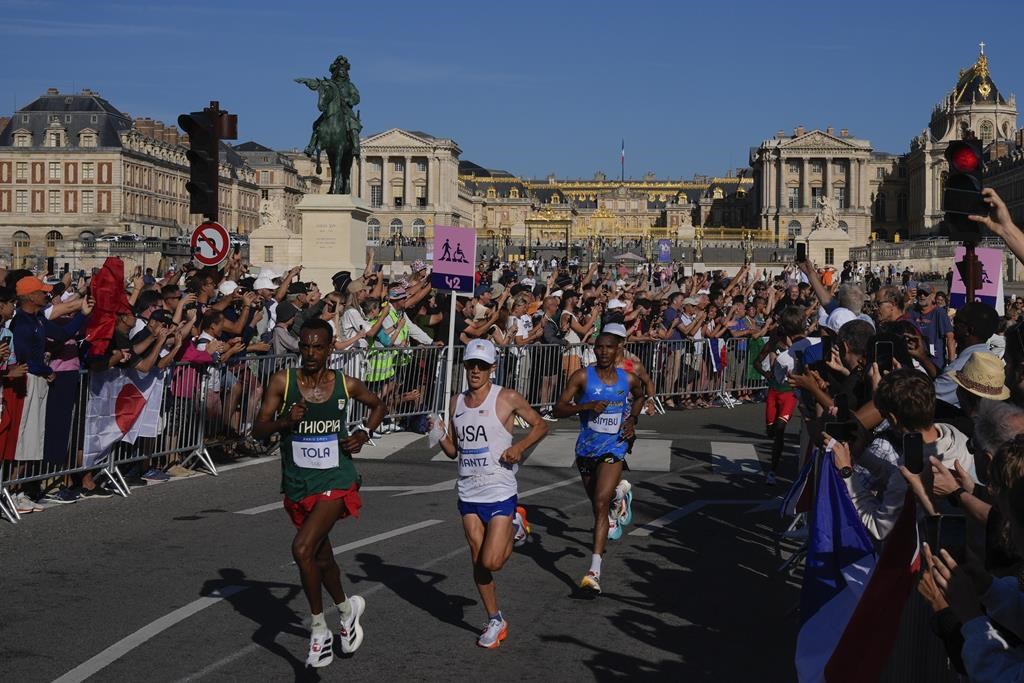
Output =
[{"x1": 295, "y1": 55, "x2": 362, "y2": 195}]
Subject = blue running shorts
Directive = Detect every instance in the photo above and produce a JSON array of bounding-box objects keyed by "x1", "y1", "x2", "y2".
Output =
[{"x1": 457, "y1": 495, "x2": 518, "y2": 523}]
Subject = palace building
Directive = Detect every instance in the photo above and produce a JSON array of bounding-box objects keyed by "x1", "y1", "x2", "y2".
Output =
[
  {"x1": 751, "y1": 45, "x2": 1020, "y2": 246},
  {"x1": 0, "y1": 88, "x2": 259, "y2": 269}
]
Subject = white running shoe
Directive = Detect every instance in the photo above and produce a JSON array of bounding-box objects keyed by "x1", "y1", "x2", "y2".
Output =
[
  {"x1": 513, "y1": 506, "x2": 530, "y2": 547},
  {"x1": 306, "y1": 627, "x2": 334, "y2": 668},
  {"x1": 477, "y1": 615, "x2": 508, "y2": 649},
  {"x1": 614, "y1": 480, "x2": 633, "y2": 527},
  {"x1": 338, "y1": 596, "x2": 365, "y2": 654},
  {"x1": 13, "y1": 493, "x2": 35, "y2": 515}
]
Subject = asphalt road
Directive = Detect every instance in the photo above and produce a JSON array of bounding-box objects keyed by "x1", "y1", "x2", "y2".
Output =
[{"x1": 1, "y1": 404, "x2": 804, "y2": 683}]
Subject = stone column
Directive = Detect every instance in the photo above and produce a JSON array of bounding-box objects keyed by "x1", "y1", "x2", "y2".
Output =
[
  {"x1": 802, "y1": 157, "x2": 810, "y2": 208},
  {"x1": 823, "y1": 157, "x2": 831, "y2": 205},
  {"x1": 859, "y1": 159, "x2": 869, "y2": 210},
  {"x1": 404, "y1": 155, "x2": 412, "y2": 209}
]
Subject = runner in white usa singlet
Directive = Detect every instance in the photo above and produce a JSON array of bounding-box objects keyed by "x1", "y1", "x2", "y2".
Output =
[{"x1": 435, "y1": 339, "x2": 549, "y2": 649}]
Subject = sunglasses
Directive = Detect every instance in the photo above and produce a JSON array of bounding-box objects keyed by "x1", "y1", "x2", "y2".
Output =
[{"x1": 464, "y1": 359, "x2": 493, "y2": 371}]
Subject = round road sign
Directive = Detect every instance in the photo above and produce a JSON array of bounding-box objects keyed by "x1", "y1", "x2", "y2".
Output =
[{"x1": 190, "y1": 221, "x2": 231, "y2": 266}]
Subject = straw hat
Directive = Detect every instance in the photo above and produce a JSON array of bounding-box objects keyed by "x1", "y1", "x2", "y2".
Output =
[{"x1": 946, "y1": 352, "x2": 1010, "y2": 401}]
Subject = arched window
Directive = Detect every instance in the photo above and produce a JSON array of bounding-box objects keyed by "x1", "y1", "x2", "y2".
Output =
[
  {"x1": 79, "y1": 230, "x2": 95, "y2": 242},
  {"x1": 12, "y1": 230, "x2": 30, "y2": 266},
  {"x1": 389, "y1": 218, "x2": 403, "y2": 238},
  {"x1": 874, "y1": 192, "x2": 886, "y2": 221},
  {"x1": 367, "y1": 217, "x2": 380, "y2": 242},
  {"x1": 787, "y1": 220, "x2": 801, "y2": 237},
  {"x1": 46, "y1": 230, "x2": 63, "y2": 248},
  {"x1": 980, "y1": 121, "x2": 994, "y2": 146},
  {"x1": 411, "y1": 219, "x2": 426, "y2": 239}
]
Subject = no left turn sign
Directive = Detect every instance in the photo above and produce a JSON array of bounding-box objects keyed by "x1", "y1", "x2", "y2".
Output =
[{"x1": 190, "y1": 221, "x2": 231, "y2": 266}]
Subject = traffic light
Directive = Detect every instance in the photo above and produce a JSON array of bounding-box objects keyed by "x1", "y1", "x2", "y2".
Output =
[
  {"x1": 943, "y1": 139, "x2": 986, "y2": 244},
  {"x1": 178, "y1": 101, "x2": 238, "y2": 222},
  {"x1": 178, "y1": 111, "x2": 219, "y2": 221}
]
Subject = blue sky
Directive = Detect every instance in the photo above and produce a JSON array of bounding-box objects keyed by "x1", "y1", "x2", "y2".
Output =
[{"x1": 2, "y1": 0, "x2": 1022, "y2": 180}]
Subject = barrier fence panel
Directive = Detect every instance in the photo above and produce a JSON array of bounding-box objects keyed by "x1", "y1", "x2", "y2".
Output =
[{"x1": 0, "y1": 338, "x2": 772, "y2": 521}]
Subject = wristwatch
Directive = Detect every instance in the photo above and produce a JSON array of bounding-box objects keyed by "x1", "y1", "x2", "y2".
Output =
[
  {"x1": 947, "y1": 487, "x2": 967, "y2": 507},
  {"x1": 838, "y1": 466, "x2": 854, "y2": 479}
]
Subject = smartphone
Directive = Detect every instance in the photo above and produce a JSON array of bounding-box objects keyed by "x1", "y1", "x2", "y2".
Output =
[
  {"x1": 793, "y1": 349, "x2": 805, "y2": 372},
  {"x1": 825, "y1": 420, "x2": 858, "y2": 443},
  {"x1": 796, "y1": 243, "x2": 807, "y2": 263},
  {"x1": 875, "y1": 340, "x2": 894, "y2": 373},
  {"x1": 834, "y1": 394, "x2": 849, "y2": 421},
  {"x1": 820, "y1": 337, "x2": 833, "y2": 364},
  {"x1": 375, "y1": 264, "x2": 384, "y2": 273},
  {"x1": 925, "y1": 514, "x2": 968, "y2": 560},
  {"x1": 903, "y1": 432, "x2": 924, "y2": 474}
]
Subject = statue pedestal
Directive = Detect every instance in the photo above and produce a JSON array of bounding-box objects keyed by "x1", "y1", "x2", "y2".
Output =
[
  {"x1": 296, "y1": 194, "x2": 371, "y2": 287},
  {"x1": 248, "y1": 223, "x2": 303, "y2": 275},
  {"x1": 805, "y1": 227, "x2": 851, "y2": 269}
]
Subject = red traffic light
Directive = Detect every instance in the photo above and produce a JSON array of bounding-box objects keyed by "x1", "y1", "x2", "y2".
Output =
[{"x1": 947, "y1": 142, "x2": 981, "y2": 173}]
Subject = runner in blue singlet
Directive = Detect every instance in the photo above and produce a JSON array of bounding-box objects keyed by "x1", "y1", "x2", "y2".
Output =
[{"x1": 553, "y1": 331, "x2": 644, "y2": 596}]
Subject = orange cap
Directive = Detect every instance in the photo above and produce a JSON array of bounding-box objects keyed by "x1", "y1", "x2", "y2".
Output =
[{"x1": 15, "y1": 277, "x2": 53, "y2": 296}]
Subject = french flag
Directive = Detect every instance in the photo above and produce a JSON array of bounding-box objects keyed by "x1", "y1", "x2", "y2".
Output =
[
  {"x1": 707, "y1": 339, "x2": 728, "y2": 372},
  {"x1": 781, "y1": 447, "x2": 817, "y2": 517},
  {"x1": 796, "y1": 452, "x2": 919, "y2": 682}
]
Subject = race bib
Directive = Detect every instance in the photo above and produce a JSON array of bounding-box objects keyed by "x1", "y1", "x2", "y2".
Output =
[
  {"x1": 588, "y1": 410, "x2": 622, "y2": 434},
  {"x1": 457, "y1": 448, "x2": 495, "y2": 477},
  {"x1": 292, "y1": 434, "x2": 340, "y2": 470}
]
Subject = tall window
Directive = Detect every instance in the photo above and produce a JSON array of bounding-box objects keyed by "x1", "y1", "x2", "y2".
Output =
[
  {"x1": 393, "y1": 160, "x2": 404, "y2": 173},
  {"x1": 980, "y1": 121, "x2": 994, "y2": 146},
  {"x1": 260, "y1": 189, "x2": 269, "y2": 200},
  {"x1": 48, "y1": 190, "x2": 61, "y2": 213},
  {"x1": 787, "y1": 187, "x2": 800, "y2": 209},
  {"x1": 15, "y1": 162, "x2": 27, "y2": 180},
  {"x1": 15, "y1": 190, "x2": 27, "y2": 213},
  {"x1": 260, "y1": 170, "x2": 269, "y2": 184},
  {"x1": 80, "y1": 133, "x2": 96, "y2": 148},
  {"x1": 411, "y1": 219, "x2": 426, "y2": 238},
  {"x1": 788, "y1": 161, "x2": 800, "y2": 174},
  {"x1": 833, "y1": 187, "x2": 845, "y2": 209},
  {"x1": 12, "y1": 231, "x2": 29, "y2": 265},
  {"x1": 49, "y1": 132, "x2": 62, "y2": 147},
  {"x1": 82, "y1": 162, "x2": 95, "y2": 181},
  {"x1": 810, "y1": 160, "x2": 823, "y2": 174},
  {"x1": 82, "y1": 190, "x2": 95, "y2": 213},
  {"x1": 876, "y1": 167, "x2": 885, "y2": 179},
  {"x1": 824, "y1": 248, "x2": 835, "y2": 265},
  {"x1": 46, "y1": 230, "x2": 63, "y2": 248},
  {"x1": 367, "y1": 217, "x2": 380, "y2": 241},
  {"x1": 389, "y1": 218, "x2": 403, "y2": 238},
  {"x1": 415, "y1": 185, "x2": 427, "y2": 207},
  {"x1": 787, "y1": 220, "x2": 801, "y2": 237},
  {"x1": 416, "y1": 160, "x2": 427, "y2": 173},
  {"x1": 49, "y1": 162, "x2": 61, "y2": 181},
  {"x1": 370, "y1": 184, "x2": 382, "y2": 208},
  {"x1": 874, "y1": 193, "x2": 886, "y2": 221},
  {"x1": 264, "y1": 245, "x2": 274, "y2": 262},
  {"x1": 14, "y1": 133, "x2": 30, "y2": 147},
  {"x1": 811, "y1": 187, "x2": 823, "y2": 207}
]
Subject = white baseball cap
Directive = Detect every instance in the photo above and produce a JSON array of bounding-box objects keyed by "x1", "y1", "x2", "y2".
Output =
[
  {"x1": 218, "y1": 280, "x2": 239, "y2": 296},
  {"x1": 464, "y1": 338, "x2": 497, "y2": 365},
  {"x1": 603, "y1": 323, "x2": 628, "y2": 338}
]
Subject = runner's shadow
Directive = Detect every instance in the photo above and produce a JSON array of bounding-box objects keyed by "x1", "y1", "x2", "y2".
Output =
[
  {"x1": 517, "y1": 532, "x2": 586, "y2": 592},
  {"x1": 201, "y1": 568, "x2": 319, "y2": 683},
  {"x1": 349, "y1": 553, "x2": 478, "y2": 634}
]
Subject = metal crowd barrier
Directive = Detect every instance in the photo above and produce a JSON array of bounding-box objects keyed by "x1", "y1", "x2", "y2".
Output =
[{"x1": 0, "y1": 337, "x2": 771, "y2": 523}]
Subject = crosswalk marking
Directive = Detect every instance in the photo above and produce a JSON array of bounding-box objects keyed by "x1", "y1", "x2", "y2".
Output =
[{"x1": 710, "y1": 441, "x2": 763, "y2": 476}]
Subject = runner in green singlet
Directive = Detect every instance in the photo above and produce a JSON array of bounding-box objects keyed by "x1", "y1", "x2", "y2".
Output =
[{"x1": 254, "y1": 318, "x2": 386, "y2": 669}]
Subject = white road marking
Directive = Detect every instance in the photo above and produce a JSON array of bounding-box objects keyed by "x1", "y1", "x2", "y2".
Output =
[
  {"x1": 391, "y1": 478, "x2": 457, "y2": 497},
  {"x1": 355, "y1": 432, "x2": 424, "y2": 459},
  {"x1": 53, "y1": 587, "x2": 246, "y2": 683},
  {"x1": 518, "y1": 476, "x2": 579, "y2": 498},
  {"x1": 329, "y1": 519, "x2": 443, "y2": 557},
  {"x1": 710, "y1": 441, "x2": 763, "y2": 476},
  {"x1": 629, "y1": 499, "x2": 763, "y2": 537},
  {"x1": 215, "y1": 454, "x2": 279, "y2": 472}
]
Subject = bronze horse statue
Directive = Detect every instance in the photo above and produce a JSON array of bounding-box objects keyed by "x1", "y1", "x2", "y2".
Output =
[{"x1": 295, "y1": 55, "x2": 362, "y2": 195}]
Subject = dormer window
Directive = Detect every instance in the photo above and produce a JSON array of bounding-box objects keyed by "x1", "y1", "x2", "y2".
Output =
[
  {"x1": 14, "y1": 132, "x2": 31, "y2": 147},
  {"x1": 79, "y1": 130, "x2": 97, "y2": 148},
  {"x1": 509, "y1": 187, "x2": 520, "y2": 199},
  {"x1": 48, "y1": 131, "x2": 65, "y2": 147},
  {"x1": 487, "y1": 187, "x2": 496, "y2": 199}
]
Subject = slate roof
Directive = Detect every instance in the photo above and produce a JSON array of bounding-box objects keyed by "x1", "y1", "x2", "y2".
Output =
[{"x1": 0, "y1": 90, "x2": 134, "y2": 148}]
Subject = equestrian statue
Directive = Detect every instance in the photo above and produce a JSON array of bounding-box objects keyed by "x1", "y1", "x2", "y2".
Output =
[{"x1": 295, "y1": 55, "x2": 362, "y2": 195}]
